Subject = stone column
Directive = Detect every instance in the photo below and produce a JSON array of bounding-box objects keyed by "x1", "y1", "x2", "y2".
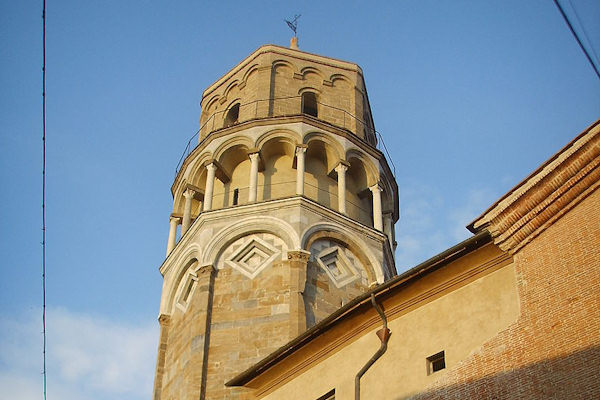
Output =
[
  {"x1": 295, "y1": 146, "x2": 307, "y2": 195},
  {"x1": 152, "y1": 314, "x2": 171, "y2": 400},
  {"x1": 248, "y1": 152, "x2": 260, "y2": 202},
  {"x1": 166, "y1": 216, "x2": 179, "y2": 256},
  {"x1": 203, "y1": 162, "x2": 217, "y2": 211},
  {"x1": 181, "y1": 189, "x2": 195, "y2": 235},
  {"x1": 370, "y1": 183, "x2": 384, "y2": 231},
  {"x1": 335, "y1": 162, "x2": 349, "y2": 214},
  {"x1": 287, "y1": 250, "x2": 310, "y2": 338}
]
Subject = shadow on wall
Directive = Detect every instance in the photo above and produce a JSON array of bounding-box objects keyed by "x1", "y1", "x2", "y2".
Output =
[{"x1": 402, "y1": 345, "x2": 600, "y2": 400}]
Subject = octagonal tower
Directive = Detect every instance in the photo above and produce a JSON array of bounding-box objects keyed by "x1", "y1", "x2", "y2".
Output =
[{"x1": 153, "y1": 42, "x2": 399, "y2": 400}]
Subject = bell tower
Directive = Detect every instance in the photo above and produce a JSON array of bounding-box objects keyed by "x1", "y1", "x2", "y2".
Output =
[{"x1": 152, "y1": 42, "x2": 399, "y2": 399}]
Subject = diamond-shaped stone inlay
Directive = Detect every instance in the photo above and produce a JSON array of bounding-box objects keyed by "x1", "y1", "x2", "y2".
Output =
[
  {"x1": 225, "y1": 236, "x2": 280, "y2": 279},
  {"x1": 316, "y1": 246, "x2": 360, "y2": 288}
]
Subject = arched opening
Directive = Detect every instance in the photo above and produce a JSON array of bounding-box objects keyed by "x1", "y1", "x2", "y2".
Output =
[
  {"x1": 224, "y1": 103, "x2": 240, "y2": 128},
  {"x1": 259, "y1": 138, "x2": 296, "y2": 201},
  {"x1": 347, "y1": 157, "x2": 373, "y2": 227},
  {"x1": 301, "y1": 92, "x2": 318, "y2": 117}
]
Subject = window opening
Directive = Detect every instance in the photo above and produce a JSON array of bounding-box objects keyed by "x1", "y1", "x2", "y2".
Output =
[
  {"x1": 224, "y1": 103, "x2": 240, "y2": 127},
  {"x1": 427, "y1": 351, "x2": 445, "y2": 375},
  {"x1": 233, "y1": 188, "x2": 239, "y2": 205},
  {"x1": 181, "y1": 278, "x2": 195, "y2": 304},
  {"x1": 302, "y1": 92, "x2": 318, "y2": 117}
]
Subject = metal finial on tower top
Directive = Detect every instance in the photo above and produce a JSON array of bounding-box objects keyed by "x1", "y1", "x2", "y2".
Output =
[{"x1": 284, "y1": 14, "x2": 301, "y2": 49}]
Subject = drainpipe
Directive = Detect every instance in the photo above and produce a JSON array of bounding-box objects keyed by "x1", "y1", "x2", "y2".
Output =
[{"x1": 355, "y1": 293, "x2": 391, "y2": 400}]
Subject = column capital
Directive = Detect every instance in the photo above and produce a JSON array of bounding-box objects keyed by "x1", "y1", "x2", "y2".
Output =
[
  {"x1": 369, "y1": 183, "x2": 384, "y2": 193},
  {"x1": 287, "y1": 250, "x2": 311, "y2": 262},
  {"x1": 169, "y1": 215, "x2": 181, "y2": 224},
  {"x1": 205, "y1": 161, "x2": 217, "y2": 172},
  {"x1": 335, "y1": 161, "x2": 350, "y2": 173},
  {"x1": 158, "y1": 313, "x2": 171, "y2": 326},
  {"x1": 195, "y1": 263, "x2": 216, "y2": 276},
  {"x1": 295, "y1": 144, "x2": 308, "y2": 155},
  {"x1": 183, "y1": 188, "x2": 195, "y2": 199},
  {"x1": 248, "y1": 152, "x2": 260, "y2": 161}
]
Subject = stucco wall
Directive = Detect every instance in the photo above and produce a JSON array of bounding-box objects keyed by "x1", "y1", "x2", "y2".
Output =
[{"x1": 260, "y1": 258, "x2": 520, "y2": 400}]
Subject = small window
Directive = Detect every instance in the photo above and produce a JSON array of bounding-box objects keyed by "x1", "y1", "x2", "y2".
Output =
[
  {"x1": 181, "y1": 278, "x2": 195, "y2": 303},
  {"x1": 316, "y1": 389, "x2": 335, "y2": 400},
  {"x1": 224, "y1": 103, "x2": 240, "y2": 127},
  {"x1": 301, "y1": 92, "x2": 318, "y2": 117},
  {"x1": 427, "y1": 351, "x2": 445, "y2": 375},
  {"x1": 232, "y1": 188, "x2": 239, "y2": 205}
]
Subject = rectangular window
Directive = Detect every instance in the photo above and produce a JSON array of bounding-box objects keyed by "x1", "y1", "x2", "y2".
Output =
[
  {"x1": 427, "y1": 351, "x2": 445, "y2": 375},
  {"x1": 316, "y1": 389, "x2": 335, "y2": 400}
]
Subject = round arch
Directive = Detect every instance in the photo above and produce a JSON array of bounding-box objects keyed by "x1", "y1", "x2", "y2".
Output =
[
  {"x1": 299, "y1": 66, "x2": 325, "y2": 81},
  {"x1": 301, "y1": 221, "x2": 384, "y2": 284},
  {"x1": 242, "y1": 64, "x2": 259, "y2": 85},
  {"x1": 160, "y1": 243, "x2": 202, "y2": 315},
  {"x1": 303, "y1": 131, "x2": 344, "y2": 163},
  {"x1": 271, "y1": 59, "x2": 296, "y2": 75},
  {"x1": 213, "y1": 135, "x2": 253, "y2": 164},
  {"x1": 200, "y1": 216, "x2": 301, "y2": 266},
  {"x1": 255, "y1": 128, "x2": 300, "y2": 152},
  {"x1": 345, "y1": 148, "x2": 379, "y2": 187}
]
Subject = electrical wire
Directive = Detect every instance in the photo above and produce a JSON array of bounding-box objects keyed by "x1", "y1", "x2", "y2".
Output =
[
  {"x1": 566, "y1": 0, "x2": 600, "y2": 68},
  {"x1": 553, "y1": 0, "x2": 600, "y2": 80},
  {"x1": 42, "y1": 0, "x2": 47, "y2": 399}
]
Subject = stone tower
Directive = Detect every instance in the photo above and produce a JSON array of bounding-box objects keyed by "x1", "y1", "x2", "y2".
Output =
[{"x1": 152, "y1": 42, "x2": 399, "y2": 399}]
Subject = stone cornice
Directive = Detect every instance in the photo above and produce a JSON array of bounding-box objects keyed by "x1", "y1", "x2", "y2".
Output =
[
  {"x1": 158, "y1": 195, "x2": 388, "y2": 277},
  {"x1": 202, "y1": 44, "x2": 363, "y2": 99},
  {"x1": 469, "y1": 119, "x2": 600, "y2": 253}
]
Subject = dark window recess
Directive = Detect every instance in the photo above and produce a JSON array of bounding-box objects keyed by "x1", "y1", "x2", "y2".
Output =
[
  {"x1": 232, "y1": 188, "x2": 239, "y2": 205},
  {"x1": 224, "y1": 103, "x2": 240, "y2": 127},
  {"x1": 302, "y1": 92, "x2": 318, "y2": 117},
  {"x1": 316, "y1": 389, "x2": 335, "y2": 400},
  {"x1": 427, "y1": 351, "x2": 446, "y2": 375}
]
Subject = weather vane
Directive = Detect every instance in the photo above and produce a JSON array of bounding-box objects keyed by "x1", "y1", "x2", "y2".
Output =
[{"x1": 284, "y1": 14, "x2": 301, "y2": 37}]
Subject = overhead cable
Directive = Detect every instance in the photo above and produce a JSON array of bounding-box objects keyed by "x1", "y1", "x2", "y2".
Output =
[{"x1": 553, "y1": 0, "x2": 600, "y2": 80}]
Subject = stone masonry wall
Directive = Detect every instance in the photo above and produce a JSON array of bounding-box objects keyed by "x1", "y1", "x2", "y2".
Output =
[
  {"x1": 199, "y1": 47, "x2": 372, "y2": 141},
  {"x1": 411, "y1": 187, "x2": 600, "y2": 399}
]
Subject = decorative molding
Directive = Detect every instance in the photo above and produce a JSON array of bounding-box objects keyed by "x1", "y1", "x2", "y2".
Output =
[
  {"x1": 315, "y1": 246, "x2": 360, "y2": 288},
  {"x1": 287, "y1": 250, "x2": 311, "y2": 262},
  {"x1": 158, "y1": 314, "x2": 171, "y2": 326},
  {"x1": 221, "y1": 234, "x2": 286, "y2": 279},
  {"x1": 471, "y1": 121, "x2": 600, "y2": 253}
]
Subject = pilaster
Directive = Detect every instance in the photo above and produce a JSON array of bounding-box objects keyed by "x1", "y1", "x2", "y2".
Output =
[{"x1": 287, "y1": 250, "x2": 310, "y2": 338}]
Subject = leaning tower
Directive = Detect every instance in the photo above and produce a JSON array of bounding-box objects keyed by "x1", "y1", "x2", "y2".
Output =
[{"x1": 152, "y1": 40, "x2": 399, "y2": 399}]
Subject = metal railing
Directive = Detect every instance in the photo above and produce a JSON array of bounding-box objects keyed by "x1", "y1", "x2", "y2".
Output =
[{"x1": 174, "y1": 96, "x2": 396, "y2": 177}]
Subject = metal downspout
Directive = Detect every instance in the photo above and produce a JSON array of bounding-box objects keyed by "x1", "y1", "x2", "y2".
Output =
[{"x1": 355, "y1": 293, "x2": 391, "y2": 400}]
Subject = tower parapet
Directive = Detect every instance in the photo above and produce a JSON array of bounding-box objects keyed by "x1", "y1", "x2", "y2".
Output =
[{"x1": 154, "y1": 44, "x2": 399, "y2": 400}]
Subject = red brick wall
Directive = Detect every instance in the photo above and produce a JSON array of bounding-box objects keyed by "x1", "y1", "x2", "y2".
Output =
[{"x1": 413, "y1": 187, "x2": 600, "y2": 399}]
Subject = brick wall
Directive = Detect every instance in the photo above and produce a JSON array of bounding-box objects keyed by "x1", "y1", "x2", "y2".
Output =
[{"x1": 411, "y1": 187, "x2": 600, "y2": 399}]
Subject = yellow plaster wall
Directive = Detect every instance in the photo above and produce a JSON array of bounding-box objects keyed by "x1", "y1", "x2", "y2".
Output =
[{"x1": 260, "y1": 262, "x2": 520, "y2": 400}]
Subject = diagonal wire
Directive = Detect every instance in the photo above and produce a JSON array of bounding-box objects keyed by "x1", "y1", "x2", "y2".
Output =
[
  {"x1": 566, "y1": 0, "x2": 600, "y2": 67},
  {"x1": 553, "y1": 0, "x2": 600, "y2": 80}
]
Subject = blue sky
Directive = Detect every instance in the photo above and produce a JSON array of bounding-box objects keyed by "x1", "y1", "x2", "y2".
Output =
[{"x1": 1, "y1": 1, "x2": 599, "y2": 399}]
